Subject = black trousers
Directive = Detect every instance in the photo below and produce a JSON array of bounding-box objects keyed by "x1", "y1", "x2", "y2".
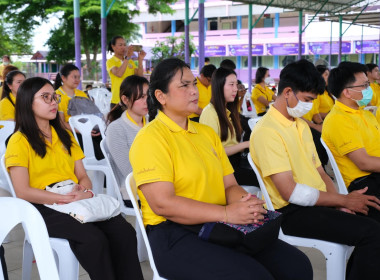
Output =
[
  {"x1": 228, "y1": 153, "x2": 259, "y2": 187},
  {"x1": 310, "y1": 127, "x2": 328, "y2": 167},
  {"x1": 348, "y1": 172, "x2": 380, "y2": 222},
  {"x1": 33, "y1": 204, "x2": 143, "y2": 280},
  {"x1": 278, "y1": 204, "x2": 380, "y2": 280},
  {"x1": 0, "y1": 246, "x2": 8, "y2": 280},
  {"x1": 147, "y1": 221, "x2": 312, "y2": 280}
]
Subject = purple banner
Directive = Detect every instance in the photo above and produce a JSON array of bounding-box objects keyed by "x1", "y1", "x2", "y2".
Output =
[
  {"x1": 228, "y1": 44, "x2": 264, "y2": 56},
  {"x1": 354, "y1": 40, "x2": 380, "y2": 53},
  {"x1": 266, "y1": 43, "x2": 305, "y2": 56},
  {"x1": 195, "y1": 45, "x2": 226, "y2": 57},
  {"x1": 308, "y1": 41, "x2": 351, "y2": 55}
]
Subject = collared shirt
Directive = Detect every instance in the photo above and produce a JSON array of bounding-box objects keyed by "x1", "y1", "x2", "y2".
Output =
[
  {"x1": 130, "y1": 110, "x2": 234, "y2": 226},
  {"x1": 370, "y1": 82, "x2": 380, "y2": 106},
  {"x1": 318, "y1": 90, "x2": 334, "y2": 114},
  {"x1": 0, "y1": 93, "x2": 16, "y2": 121},
  {"x1": 322, "y1": 100, "x2": 380, "y2": 186},
  {"x1": 5, "y1": 127, "x2": 84, "y2": 190},
  {"x1": 251, "y1": 84, "x2": 274, "y2": 114},
  {"x1": 250, "y1": 105, "x2": 325, "y2": 209},
  {"x1": 106, "y1": 56, "x2": 136, "y2": 104},
  {"x1": 189, "y1": 77, "x2": 212, "y2": 118},
  {"x1": 56, "y1": 87, "x2": 89, "y2": 122},
  {"x1": 199, "y1": 103, "x2": 239, "y2": 147}
]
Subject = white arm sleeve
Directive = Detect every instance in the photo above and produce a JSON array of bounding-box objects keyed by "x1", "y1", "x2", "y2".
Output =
[{"x1": 288, "y1": 183, "x2": 320, "y2": 206}]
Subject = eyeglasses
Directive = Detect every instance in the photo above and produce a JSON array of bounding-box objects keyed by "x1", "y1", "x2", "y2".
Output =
[
  {"x1": 39, "y1": 93, "x2": 61, "y2": 104},
  {"x1": 346, "y1": 82, "x2": 370, "y2": 90}
]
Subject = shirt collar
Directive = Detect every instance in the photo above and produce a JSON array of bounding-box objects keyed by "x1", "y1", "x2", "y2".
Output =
[
  {"x1": 267, "y1": 105, "x2": 295, "y2": 127},
  {"x1": 335, "y1": 100, "x2": 362, "y2": 114},
  {"x1": 156, "y1": 110, "x2": 197, "y2": 134}
]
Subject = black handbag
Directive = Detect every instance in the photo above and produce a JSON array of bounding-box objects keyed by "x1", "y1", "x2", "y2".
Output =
[{"x1": 181, "y1": 210, "x2": 282, "y2": 255}]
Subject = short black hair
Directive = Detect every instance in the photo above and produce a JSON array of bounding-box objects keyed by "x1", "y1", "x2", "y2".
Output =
[
  {"x1": 220, "y1": 59, "x2": 236, "y2": 71},
  {"x1": 205, "y1": 57, "x2": 210, "y2": 63},
  {"x1": 366, "y1": 63, "x2": 378, "y2": 72},
  {"x1": 278, "y1": 59, "x2": 325, "y2": 96},
  {"x1": 200, "y1": 64, "x2": 216, "y2": 78},
  {"x1": 328, "y1": 62, "x2": 368, "y2": 98}
]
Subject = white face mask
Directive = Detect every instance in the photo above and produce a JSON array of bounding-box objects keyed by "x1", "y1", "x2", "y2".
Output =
[
  {"x1": 3, "y1": 61, "x2": 9, "y2": 66},
  {"x1": 264, "y1": 77, "x2": 274, "y2": 84},
  {"x1": 286, "y1": 92, "x2": 313, "y2": 118}
]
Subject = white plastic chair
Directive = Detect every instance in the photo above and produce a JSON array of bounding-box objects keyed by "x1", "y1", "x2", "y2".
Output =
[
  {"x1": 0, "y1": 121, "x2": 15, "y2": 192},
  {"x1": 99, "y1": 140, "x2": 148, "y2": 262},
  {"x1": 87, "y1": 88, "x2": 112, "y2": 117},
  {"x1": 247, "y1": 153, "x2": 354, "y2": 280},
  {"x1": 320, "y1": 138, "x2": 348, "y2": 195},
  {"x1": 0, "y1": 197, "x2": 60, "y2": 280},
  {"x1": 364, "y1": 106, "x2": 377, "y2": 116},
  {"x1": 124, "y1": 173, "x2": 167, "y2": 280},
  {"x1": 247, "y1": 117, "x2": 262, "y2": 130},
  {"x1": 69, "y1": 114, "x2": 113, "y2": 195},
  {"x1": 241, "y1": 93, "x2": 257, "y2": 118},
  {"x1": 0, "y1": 155, "x2": 80, "y2": 280}
]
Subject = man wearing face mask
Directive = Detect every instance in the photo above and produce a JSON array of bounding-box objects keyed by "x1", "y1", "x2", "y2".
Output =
[
  {"x1": 0, "y1": 55, "x2": 11, "y2": 86},
  {"x1": 250, "y1": 60, "x2": 380, "y2": 280},
  {"x1": 322, "y1": 62, "x2": 380, "y2": 222}
]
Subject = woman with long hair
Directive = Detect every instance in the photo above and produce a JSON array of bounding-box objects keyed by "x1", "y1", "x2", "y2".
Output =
[
  {"x1": 0, "y1": 70, "x2": 26, "y2": 121},
  {"x1": 106, "y1": 75, "x2": 149, "y2": 207},
  {"x1": 251, "y1": 67, "x2": 276, "y2": 116},
  {"x1": 54, "y1": 64, "x2": 103, "y2": 160},
  {"x1": 200, "y1": 67, "x2": 258, "y2": 186},
  {"x1": 5, "y1": 77, "x2": 143, "y2": 280},
  {"x1": 130, "y1": 58, "x2": 312, "y2": 280},
  {"x1": 107, "y1": 36, "x2": 146, "y2": 108}
]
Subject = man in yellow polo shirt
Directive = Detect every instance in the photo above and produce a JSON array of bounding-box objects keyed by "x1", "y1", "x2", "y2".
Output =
[
  {"x1": 189, "y1": 64, "x2": 216, "y2": 122},
  {"x1": 366, "y1": 63, "x2": 380, "y2": 106},
  {"x1": 323, "y1": 62, "x2": 380, "y2": 222},
  {"x1": 251, "y1": 59, "x2": 380, "y2": 279}
]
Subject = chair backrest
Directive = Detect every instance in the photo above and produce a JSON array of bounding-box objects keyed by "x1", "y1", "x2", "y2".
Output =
[
  {"x1": 320, "y1": 138, "x2": 348, "y2": 195},
  {"x1": 87, "y1": 88, "x2": 112, "y2": 117},
  {"x1": 0, "y1": 197, "x2": 60, "y2": 280},
  {"x1": 124, "y1": 173, "x2": 161, "y2": 278},
  {"x1": 0, "y1": 121, "x2": 15, "y2": 156},
  {"x1": 99, "y1": 139, "x2": 134, "y2": 215},
  {"x1": 241, "y1": 93, "x2": 257, "y2": 118},
  {"x1": 69, "y1": 114, "x2": 106, "y2": 161},
  {"x1": 247, "y1": 153, "x2": 275, "y2": 211},
  {"x1": 1, "y1": 154, "x2": 16, "y2": 197},
  {"x1": 247, "y1": 117, "x2": 262, "y2": 130}
]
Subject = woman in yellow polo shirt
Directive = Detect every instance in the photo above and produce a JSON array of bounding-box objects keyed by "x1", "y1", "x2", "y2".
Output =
[
  {"x1": 0, "y1": 70, "x2": 25, "y2": 121},
  {"x1": 200, "y1": 67, "x2": 258, "y2": 187},
  {"x1": 251, "y1": 67, "x2": 276, "y2": 116},
  {"x1": 54, "y1": 64, "x2": 103, "y2": 160},
  {"x1": 130, "y1": 58, "x2": 312, "y2": 280},
  {"x1": 106, "y1": 36, "x2": 146, "y2": 108},
  {"x1": 5, "y1": 77, "x2": 143, "y2": 280},
  {"x1": 316, "y1": 65, "x2": 334, "y2": 119},
  {"x1": 106, "y1": 75, "x2": 149, "y2": 207}
]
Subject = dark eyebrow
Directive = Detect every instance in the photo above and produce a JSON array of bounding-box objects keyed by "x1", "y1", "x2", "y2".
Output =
[{"x1": 180, "y1": 78, "x2": 197, "y2": 84}]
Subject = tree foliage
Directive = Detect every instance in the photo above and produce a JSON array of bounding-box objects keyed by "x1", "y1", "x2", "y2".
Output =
[
  {"x1": 0, "y1": 17, "x2": 32, "y2": 56},
  {"x1": 0, "y1": 0, "x2": 176, "y2": 78},
  {"x1": 151, "y1": 34, "x2": 196, "y2": 66}
]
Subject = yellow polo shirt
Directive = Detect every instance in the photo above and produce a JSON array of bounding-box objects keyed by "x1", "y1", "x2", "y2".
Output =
[
  {"x1": 250, "y1": 106, "x2": 325, "y2": 210},
  {"x1": 106, "y1": 56, "x2": 136, "y2": 104},
  {"x1": 189, "y1": 77, "x2": 212, "y2": 118},
  {"x1": 322, "y1": 101, "x2": 380, "y2": 186},
  {"x1": 199, "y1": 103, "x2": 239, "y2": 148},
  {"x1": 318, "y1": 90, "x2": 334, "y2": 114},
  {"x1": 251, "y1": 84, "x2": 274, "y2": 114},
  {"x1": 0, "y1": 93, "x2": 16, "y2": 121},
  {"x1": 5, "y1": 127, "x2": 84, "y2": 190},
  {"x1": 56, "y1": 87, "x2": 89, "y2": 123},
  {"x1": 370, "y1": 82, "x2": 380, "y2": 106},
  {"x1": 303, "y1": 97, "x2": 320, "y2": 121},
  {"x1": 130, "y1": 110, "x2": 234, "y2": 226}
]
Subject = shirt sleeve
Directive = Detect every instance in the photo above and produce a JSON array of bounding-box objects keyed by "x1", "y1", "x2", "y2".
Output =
[
  {"x1": 251, "y1": 86, "x2": 266, "y2": 102},
  {"x1": 251, "y1": 127, "x2": 292, "y2": 177},
  {"x1": 106, "y1": 57, "x2": 116, "y2": 72},
  {"x1": 130, "y1": 129, "x2": 174, "y2": 187},
  {"x1": 5, "y1": 133, "x2": 29, "y2": 169},
  {"x1": 0, "y1": 99, "x2": 14, "y2": 121}
]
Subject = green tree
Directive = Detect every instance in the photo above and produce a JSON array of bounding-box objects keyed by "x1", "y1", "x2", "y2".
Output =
[
  {"x1": 151, "y1": 34, "x2": 196, "y2": 66},
  {"x1": 0, "y1": 0, "x2": 176, "y2": 78},
  {"x1": 0, "y1": 17, "x2": 32, "y2": 56}
]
